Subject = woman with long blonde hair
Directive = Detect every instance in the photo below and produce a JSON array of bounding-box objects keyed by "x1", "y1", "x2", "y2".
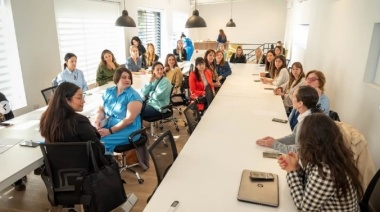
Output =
[{"x1": 141, "y1": 43, "x2": 159, "y2": 69}]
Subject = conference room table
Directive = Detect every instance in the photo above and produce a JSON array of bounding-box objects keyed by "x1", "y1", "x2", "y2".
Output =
[
  {"x1": 144, "y1": 64, "x2": 297, "y2": 211},
  {"x1": 0, "y1": 73, "x2": 152, "y2": 192}
]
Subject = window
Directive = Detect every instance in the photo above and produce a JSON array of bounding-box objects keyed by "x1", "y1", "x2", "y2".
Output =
[
  {"x1": 55, "y1": 0, "x2": 125, "y2": 85},
  {"x1": 0, "y1": 0, "x2": 26, "y2": 110},
  {"x1": 364, "y1": 23, "x2": 380, "y2": 86},
  {"x1": 138, "y1": 9, "x2": 161, "y2": 57}
]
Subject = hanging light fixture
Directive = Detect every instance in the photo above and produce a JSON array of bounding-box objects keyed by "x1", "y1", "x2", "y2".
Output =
[
  {"x1": 226, "y1": 0, "x2": 236, "y2": 27},
  {"x1": 115, "y1": 0, "x2": 136, "y2": 27},
  {"x1": 185, "y1": 0, "x2": 207, "y2": 28}
]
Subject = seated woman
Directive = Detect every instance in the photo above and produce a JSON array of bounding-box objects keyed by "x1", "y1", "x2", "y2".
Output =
[
  {"x1": 189, "y1": 57, "x2": 215, "y2": 111},
  {"x1": 173, "y1": 40, "x2": 187, "y2": 61},
  {"x1": 96, "y1": 49, "x2": 119, "y2": 86},
  {"x1": 274, "y1": 62, "x2": 305, "y2": 114},
  {"x1": 288, "y1": 70, "x2": 330, "y2": 130},
  {"x1": 204, "y1": 49, "x2": 221, "y2": 88},
  {"x1": 256, "y1": 86, "x2": 321, "y2": 153},
  {"x1": 215, "y1": 50, "x2": 232, "y2": 84},
  {"x1": 94, "y1": 68, "x2": 143, "y2": 153},
  {"x1": 40, "y1": 82, "x2": 107, "y2": 163},
  {"x1": 274, "y1": 46, "x2": 284, "y2": 56},
  {"x1": 57, "y1": 53, "x2": 88, "y2": 91},
  {"x1": 0, "y1": 92, "x2": 26, "y2": 191},
  {"x1": 131, "y1": 36, "x2": 146, "y2": 56},
  {"x1": 229, "y1": 46, "x2": 246, "y2": 63},
  {"x1": 217, "y1": 43, "x2": 228, "y2": 61},
  {"x1": 141, "y1": 62, "x2": 172, "y2": 118},
  {"x1": 164, "y1": 54, "x2": 183, "y2": 93},
  {"x1": 126, "y1": 45, "x2": 143, "y2": 73},
  {"x1": 253, "y1": 48, "x2": 265, "y2": 64},
  {"x1": 260, "y1": 55, "x2": 289, "y2": 87},
  {"x1": 278, "y1": 113, "x2": 362, "y2": 211},
  {"x1": 260, "y1": 50, "x2": 275, "y2": 78},
  {"x1": 141, "y1": 43, "x2": 159, "y2": 69}
]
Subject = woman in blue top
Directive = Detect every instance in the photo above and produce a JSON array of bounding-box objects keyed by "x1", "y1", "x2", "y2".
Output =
[
  {"x1": 217, "y1": 29, "x2": 227, "y2": 48},
  {"x1": 215, "y1": 50, "x2": 231, "y2": 84},
  {"x1": 94, "y1": 68, "x2": 143, "y2": 153},
  {"x1": 57, "y1": 53, "x2": 88, "y2": 91},
  {"x1": 141, "y1": 61, "x2": 172, "y2": 118}
]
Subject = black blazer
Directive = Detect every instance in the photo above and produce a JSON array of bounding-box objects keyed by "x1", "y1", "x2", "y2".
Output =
[
  {"x1": 230, "y1": 53, "x2": 246, "y2": 63},
  {"x1": 141, "y1": 54, "x2": 159, "y2": 69},
  {"x1": 173, "y1": 49, "x2": 187, "y2": 61}
]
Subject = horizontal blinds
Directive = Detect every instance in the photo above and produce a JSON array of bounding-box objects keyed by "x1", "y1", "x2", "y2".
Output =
[
  {"x1": 55, "y1": 1, "x2": 125, "y2": 85},
  {"x1": 138, "y1": 10, "x2": 161, "y2": 57},
  {"x1": 0, "y1": 0, "x2": 26, "y2": 110}
]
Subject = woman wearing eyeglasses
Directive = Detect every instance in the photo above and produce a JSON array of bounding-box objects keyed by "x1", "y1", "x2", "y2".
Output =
[
  {"x1": 288, "y1": 70, "x2": 330, "y2": 130},
  {"x1": 40, "y1": 82, "x2": 107, "y2": 163}
]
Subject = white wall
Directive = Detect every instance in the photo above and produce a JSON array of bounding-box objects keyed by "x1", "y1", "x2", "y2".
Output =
[
  {"x1": 11, "y1": 0, "x2": 61, "y2": 115},
  {"x1": 190, "y1": 0, "x2": 287, "y2": 44},
  {"x1": 285, "y1": 0, "x2": 380, "y2": 168}
]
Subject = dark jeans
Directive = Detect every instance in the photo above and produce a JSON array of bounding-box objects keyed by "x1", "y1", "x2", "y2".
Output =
[{"x1": 142, "y1": 104, "x2": 161, "y2": 119}]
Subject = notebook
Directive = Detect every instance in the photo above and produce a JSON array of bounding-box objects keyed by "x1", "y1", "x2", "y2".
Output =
[{"x1": 237, "y1": 169, "x2": 279, "y2": 207}]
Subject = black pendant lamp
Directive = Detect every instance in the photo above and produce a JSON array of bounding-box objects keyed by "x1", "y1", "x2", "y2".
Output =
[
  {"x1": 226, "y1": 0, "x2": 236, "y2": 27},
  {"x1": 115, "y1": 0, "x2": 136, "y2": 27},
  {"x1": 185, "y1": 0, "x2": 207, "y2": 28}
]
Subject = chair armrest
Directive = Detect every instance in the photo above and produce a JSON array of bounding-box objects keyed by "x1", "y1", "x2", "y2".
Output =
[
  {"x1": 128, "y1": 127, "x2": 147, "y2": 143},
  {"x1": 160, "y1": 104, "x2": 173, "y2": 111}
]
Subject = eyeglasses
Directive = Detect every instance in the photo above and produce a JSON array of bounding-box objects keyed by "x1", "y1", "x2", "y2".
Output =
[{"x1": 306, "y1": 77, "x2": 319, "y2": 82}]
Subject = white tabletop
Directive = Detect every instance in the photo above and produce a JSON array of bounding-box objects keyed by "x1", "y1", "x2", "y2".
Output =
[
  {"x1": 144, "y1": 64, "x2": 296, "y2": 211},
  {"x1": 0, "y1": 75, "x2": 151, "y2": 191}
]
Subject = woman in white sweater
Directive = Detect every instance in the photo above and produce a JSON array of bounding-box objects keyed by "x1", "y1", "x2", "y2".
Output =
[{"x1": 260, "y1": 55, "x2": 289, "y2": 87}]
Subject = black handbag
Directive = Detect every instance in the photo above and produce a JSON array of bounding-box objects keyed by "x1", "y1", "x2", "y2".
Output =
[{"x1": 81, "y1": 142, "x2": 127, "y2": 212}]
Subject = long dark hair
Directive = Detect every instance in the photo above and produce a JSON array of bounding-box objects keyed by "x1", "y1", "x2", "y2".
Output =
[
  {"x1": 131, "y1": 36, "x2": 142, "y2": 46},
  {"x1": 287, "y1": 62, "x2": 305, "y2": 90},
  {"x1": 204, "y1": 49, "x2": 216, "y2": 71},
  {"x1": 265, "y1": 50, "x2": 275, "y2": 72},
  {"x1": 63, "y1": 53, "x2": 77, "y2": 70},
  {"x1": 299, "y1": 113, "x2": 363, "y2": 199},
  {"x1": 40, "y1": 82, "x2": 80, "y2": 143},
  {"x1": 269, "y1": 55, "x2": 287, "y2": 79},
  {"x1": 194, "y1": 57, "x2": 205, "y2": 81}
]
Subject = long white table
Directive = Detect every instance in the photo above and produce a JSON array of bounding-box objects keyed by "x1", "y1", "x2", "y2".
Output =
[
  {"x1": 0, "y1": 74, "x2": 151, "y2": 192},
  {"x1": 144, "y1": 64, "x2": 296, "y2": 211}
]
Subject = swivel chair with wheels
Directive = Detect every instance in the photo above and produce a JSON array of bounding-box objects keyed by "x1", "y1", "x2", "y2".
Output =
[
  {"x1": 41, "y1": 86, "x2": 58, "y2": 105},
  {"x1": 113, "y1": 128, "x2": 149, "y2": 184}
]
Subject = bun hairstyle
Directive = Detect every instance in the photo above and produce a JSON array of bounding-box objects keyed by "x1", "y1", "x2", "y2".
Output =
[{"x1": 295, "y1": 86, "x2": 322, "y2": 113}]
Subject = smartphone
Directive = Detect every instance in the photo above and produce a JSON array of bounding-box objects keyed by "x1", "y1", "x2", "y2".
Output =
[
  {"x1": 0, "y1": 123, "x2": 12, "y2": 127},
  {"x1": 263, "y1": 151, "x2": 282, "y2": 159},
  {"x1": 19, "y1": 140, "x2": 39, "y2": 148},
  {"x1": 250, "y1": 171, "x2": 274, "y2": 181},
  {"x1": 272, "y1": 118, "x2": 288, "y2": 123},
  {"x1": 254, "y1": 80, "x2": 261, "y2": 82},
  {"x1": 264, "y1": 88, "x2": 274, "y2": 90}
]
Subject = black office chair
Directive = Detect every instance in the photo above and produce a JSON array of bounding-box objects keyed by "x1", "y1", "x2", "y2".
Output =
[
  {"x1": 147, "y1": 130, "x2": 178, "y2": 203},
  {"x1": 39, "y1": 142, "x2": 95, "y2": 210},
  {"x1": 41, "y1": 86, "x2": 57, "y2": 105},
  {"x1": 52, "y1": 77, "x2": 58, "y2": 87},
  {"x1": 113, "y1": 128, "x2": 148, "y2": 184},
  {"x1": 184, "y1": 102, "x2": 201, "y2": 135},
  {"x1": 360, "y1": 169, "x2": 380, "y2": 212},
  {"x1": 143, "y1": 87, "x2": 179, "y2": 137},
  {"x1": 329, "y1": 110, "x2": 341, "y2": 121}
]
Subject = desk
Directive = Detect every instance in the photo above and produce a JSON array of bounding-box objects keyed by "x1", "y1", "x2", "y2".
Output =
[
  {"x1": 144, "y1": 64, "x2": 296, "y2": 211},
  {"x1": 0, "y1": 75, "x2": 151, "y2": 192}
]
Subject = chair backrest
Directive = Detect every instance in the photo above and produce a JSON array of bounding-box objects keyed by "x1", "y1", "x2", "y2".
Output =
[
  {"x1": 148, "y1": 130, "x2": 178, "y2": 186},
  {"x1": 360, "y1": 169, "x2": 380, "y2": 212},
  {"x1": 40, "y1": 142, "x2": 95, "y2": 206},
  {"x1": 52, "y1": 77, "x2": 58, "y2": 87},
  {"x1": 184, "y1": 102, "x2": 201, "y2": 135},
  {"x1": 189, "y1": 64, "x2": 194, "y2": 72},
  {"x1": 329, "y1": 110, "x2": 341, "y2": 121},
  {"x1": 41, "y1": 86, "x2": 58, "y2": 105}
]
